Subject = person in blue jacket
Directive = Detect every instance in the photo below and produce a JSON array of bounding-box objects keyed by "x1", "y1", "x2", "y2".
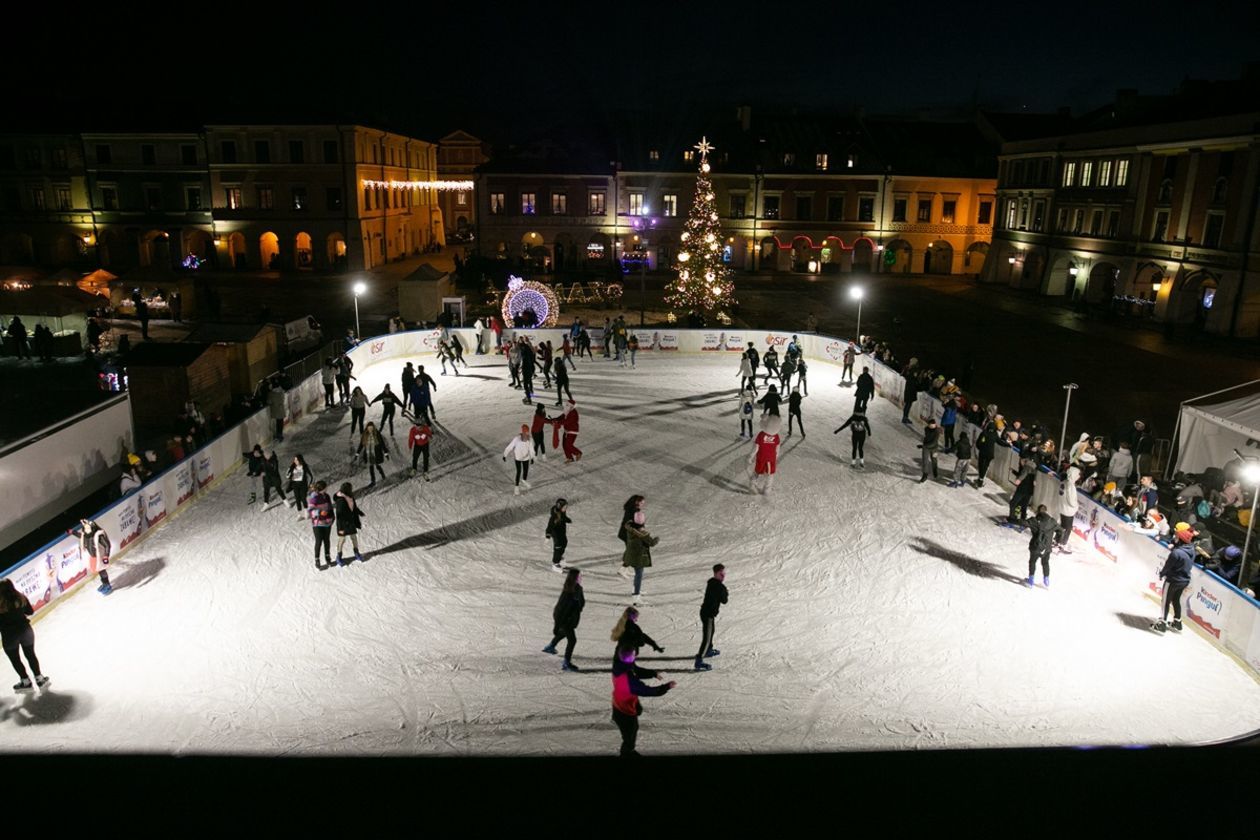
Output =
[
  {"x1": 940, "y1": 398, "x2": 958, "y2": 449},
  {"x1": 1152, "y1": 529, "x2": 1196, "y2": 633}
]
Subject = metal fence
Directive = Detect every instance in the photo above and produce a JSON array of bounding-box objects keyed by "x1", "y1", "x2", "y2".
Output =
[{"x1": 282, "y1": 338, "x2": 345, "y2": 386}]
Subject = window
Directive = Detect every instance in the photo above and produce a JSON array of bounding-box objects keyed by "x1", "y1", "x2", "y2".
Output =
[
  {"x1": 1072, "y1": 208, "x2": 1084, "y2": 233},
  {"x1": 56, "y1": 186, "x2": 71, "y2": 209},
  {"x1": 18, "y1": 147, "x2": 37, "y2": 169},
  {"x1": 763, "y1": 195, "x2": 780, "y2": 219},
  {"x1": 1163, "y1": 156, "x2": 1178, "y2": 179},
  {"x1": 1090, "y1": 210, "x2": 1103, "y2": 236},
  {"x1": 95, "y1": 144, "x2": 112, "y2": 164},
  {"x1": 1080, "y1": 160, "x2": 1093, "y2": 187},
  {"x1": 662, "y1": 193, "x2": 677, "y2": 217},
  {"x1": 1031, "y1": 200, "x2": 1045, "y2": 232},
  {"x1": 28, "y1": 185, "x2": 45, "y2": 210},
  {"x1": 847, "y1": 154, "x2": 856, "y2": 168},
  {"x1": 362, "y1": 186, "x2": 372, "y2": 210},
  {"x1": 141, "y1": 144, "x2": 156, "y2": 165},
  {"x1": 1152, "y1": 210, "x2": 1169, "y2": 242},
  {"x1": 828, "y1": 195, "x2": 846, "y2": 221},
  {"x1": 816, "y1": 153, "x2": 828, "y2": 171},
  {"x1": 489, "y1": 192, "x2": 504, "y2": 214},
  {"x1": 917, "y1": 199, "x2": 932, "y2": 222},
  {"x1": 1012, "y1": 160, "x2": 1025, "y2": 186},
  {"x1": 456, "y1": 191, "x2": 468, "y2": 207},
  {"x1": 220, "y1": 140, "x2": 236, "y2": 164},
  {"x1": 941, "y1": 200, "x2": 956, "y2": 224},
  {"x1": 729, "y1": 194, "x2": 745, "y2": 218},
  {"x1": 795, "y1": 196, "x2": 812, "y2": 220},
  {"x1": 289, "y1": 140, "x2": 305, "y2": 163},
  {"x1": 521, "y1": 192, "x2": 536, "y2": 214},
  {"x1": 225, "y1": 187, "x2": 241, "y2": 209},
  {"x1": 1098, "y1": 160, "x2": 1112, "y2": 187},
  {"x1": 1062, "y1": 161, "x2": 1076, "y2": 186},
  {"x1": 892, "y1": 198, "x2": 907, "y2": 222},
  {"x1": 185, "y1": 187, "x2": 202, "y2": 210},
  {"x1": 258, "y1": 186, "x2": 274, "y2": 209},
  {"x1": 782, "y1": 152, "x2": 795, "y2": 166},
  {"x1": 370, "y1": 144, "x2": 377, "y2": 164},
  {"x1": 291, "y1": 186, "x2": 307, "y2": 210},
  {"x1": 1203, "y1": 213, "x2": 1224, "y2": 248},
  {"x1": 254, "y1": 140, "x2": 271, "y2": 163},
  {"x1": 1107, "y1": 210, "x2": 1120, "y2": 237},
  {"x1": 1115, "y1": 159, "x2": 1129, "y2": 186},
  {"x1": 551, "y1": 192, "x2": 568, "y2": 215},
  {"x1": 978, "y1": 200, "x2": 992, "y2": 225},
  {"x1": 1157, "y1": 179, "x2": 1173, "y2": 203},
  {"x1": 683, "y1": 150, "x2": 694, "y2": 162},
  {"x1": 588, "y1": 191, "x2": 605, "y2": 215},
  {"x1": 1006, "y1": 200, "x2": 1017, "y2": 229},
  {"x1": 101, "y1": 186, "x2": 117, "y2": 210},
  {"x1": 144, "y1": 186, "x2": 161, "y2": 210},
  {"x1": 180, "y1": 144, "x2": 197, "y2": 165},
  {"x1": 1018, "y1": 200, "x2": 1029, "y2": 229},
  {"x1": 648, "y1": 149, "x2": 659, "y2": 161},
  {"x1": 326, "y1": 186, "x2": 342, "y2": 210},
  {"x1": 51, "y1": 148, "x2": 67, "y2": 170},
  {"x1": 858, "y1": 196, "x2": 874, "y2": 221},
  {"x1": 1038, "y1": 159, "x2": 1050, "y2": 185},
  {"x1": 323, "y1": 140, "x2": 339, "y2": 163},
  {"x1": 628, "y1": 193, "x2": 644, "y2": 216},
  {"x1": 1212, "y1": 178, "x2": 1228, "y2": 203}
]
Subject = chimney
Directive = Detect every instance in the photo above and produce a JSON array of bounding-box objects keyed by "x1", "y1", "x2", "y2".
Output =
[{"x1": 736, "y1": 105, "x2": 752, "y2": 132}]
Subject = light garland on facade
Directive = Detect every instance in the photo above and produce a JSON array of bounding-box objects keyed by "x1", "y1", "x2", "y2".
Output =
[{"x1": 360, "y1": 179, "x2": 474, "y2": 191}]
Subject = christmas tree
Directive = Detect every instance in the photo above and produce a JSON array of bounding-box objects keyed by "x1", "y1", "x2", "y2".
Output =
[{"x1": 666, "y1": 137, "x2": 736, "y2": 317}]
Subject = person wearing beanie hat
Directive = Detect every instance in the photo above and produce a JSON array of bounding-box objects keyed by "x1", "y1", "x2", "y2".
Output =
[
  {"x1": 1153, "y1": 530, "x2": 1196, "y2": 633},
  {"x1": 554, "y1": 398, "x2": 582, "y2": 462},
  {"x1": 544, "y1": 498, "x2": 571, "y2": 571},
  {"x1": 1206, "y1": 544, "x2": 1244, "y2": 583},
  {"x1": 750, "y1": 414, "x2": 782, "y2": 494},
  {"x1": 1055, "y1": 465, "x2": 1081, "y2": 553},
  {"x1": 503, "y1": 424, "x2": 534, "y2": 495}
]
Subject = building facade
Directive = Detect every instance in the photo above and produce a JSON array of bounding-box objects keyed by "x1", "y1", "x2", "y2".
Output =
[
  {"x1": 437, "y1": 130, "x2": 487, "y2": 238},
  {"x1": 0, "y1": 133, "x2": 93, "y2": 266}
]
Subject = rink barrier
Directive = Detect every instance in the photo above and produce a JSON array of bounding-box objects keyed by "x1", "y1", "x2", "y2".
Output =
[{"x1": 6, "y1": 325, "x2": 1260, "y2": 678}]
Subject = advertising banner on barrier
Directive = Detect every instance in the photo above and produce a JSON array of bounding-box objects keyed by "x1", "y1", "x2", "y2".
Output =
[
  {"x1": 658, "y1": 330, "x2": 679, "y2": 350},
  {"x1": 173, "y1": 459, "x2": 196, "y2": 508},
  {"x1": 724, "y1": 332, "x2": 745, "y2": 351},
  {"x1": 12, "y1": 551, "x2": 55, "y2": 611},
  {"x1": 116, "y1": 493, "x2": 145, "y2": 549},
  {"x1": 53, "y1": 537, "x2": 88, "y2": 594},
  {"x1": 762, "y1": 332, "x2": 792, "y2": 353},
  {"x1": 820, "y1": 337, "x2": 848, "y2": 363},
  {"x1": 1186, "y1": 573, "x2": 1232, "y2": 639},
  {"x1": 195, "y1": 449, "x2": 215, "y2": 490},
  {"x1": 632, "y1": 330, "x2": 655, "y2": 350},
  {"x1": 143, "y1": 482, "x2": 167, "y2": 530},
  {"x1": 700, "y1": 332, "x2": 724, "y2": 351}
]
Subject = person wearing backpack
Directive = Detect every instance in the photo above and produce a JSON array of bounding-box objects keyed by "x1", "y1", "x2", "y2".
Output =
[{"x1": 738, "y1": 386, "x2": 755, "y2": 438}]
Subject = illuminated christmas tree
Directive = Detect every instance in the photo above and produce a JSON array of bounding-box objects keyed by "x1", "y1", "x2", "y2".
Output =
[{"x1": 666, "y1": 137, "x2": 736, "y2": 317}]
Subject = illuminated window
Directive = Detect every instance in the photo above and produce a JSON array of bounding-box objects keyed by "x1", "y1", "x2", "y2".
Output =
[
  {"x1": 1098, "y1": 160, "x2": 1112, "y2": 187},
  {"x1": 847, "y1": 154, "x2": 856, "y2": 168},
  {"x1": 628, "y1": 193, "x2": 644, "y2": 216},
  {"x1": 551, "y1": 192, "x2": 567, "y2": 214},
  {"x1": 489, "y1": 192, "x2": 504, "y2": 214},
  {"x1": 1072, "y1": 208, "x2": 1084, "y2": 233},
  {"x1": 292, "y1": 186, "x2": 307, "y2": 211},
  {"x1": 1006, "y1": 200, "x2": 1017, "y2": 229},
  {"x1": 763, "y1": 195, "x2": 780, "y2": 219},
  {"x1": 257, "y1": 186, "x2": 273, "y2": 210},
  {"x1": 783, "y1": 152, "x2": 795, "y2": 166},
  {"x1": 892, "y1": 198, "x2": 906, "y2": 222},
  {"x1": 521, "y1": 192, "x2": 536, "y2": 214},
  {"x1": 456, "y1": 191, "x2": 468, "y2": 207},
  {"x1": 588, "y1": 191, "x2": 605, "y2": 214},
  {"x1": 1018, "y1": 200, "x2": 1028, "y2": 229},
  {"x1": 1031, "y1": 200, "x2": 1044, "y2": 231},
  {"x1": 28, "y1": 185, "x2": 45, "y2": 210},
  {"x1": 977, "y1": 200, "x2": 992, "y2": 225},
  {"x1": 226, "y1": 187, "x2": 241, "y2": 209},
  {"x1": 683, "y1": 150, "x2": 695, "y2": 162},
  {"x1": 648, "y1": 149, "x2": 660, "y2": 161},
  {"x1": 1080, "y1": 160, "x2": 1093, "y2": 187},
  {"x1": 1115, "y1": 159, "x2": 1129, "y2": 186},
  {"x1": 941, "y1": 200, "x2": 956, "y2": 224},
  {"x1": 816, "y1": 153, "x2": 828, "y2": 171},
  {"x1": 56, "y1": 186, "x2": 71, "y2": 209},
  {"x1": 1056, "y1": 207, "x2": 1068, "y2": 232},
  {"x1": 362, "y1": 186, "x2": 372, "y2": 210},
  {"x1": 1062, "y1": 161, "x2": 1076, "y2": 186},
  {"x1": 663, "y1": 193, "x2": 678, "y2": 217}
]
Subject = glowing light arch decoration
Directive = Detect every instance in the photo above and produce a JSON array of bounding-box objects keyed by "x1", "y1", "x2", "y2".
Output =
[{"x1": 501, "y1": 276, "x2": 560, "y2": 328}]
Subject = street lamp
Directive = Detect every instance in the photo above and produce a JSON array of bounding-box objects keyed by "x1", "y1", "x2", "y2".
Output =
[
  {"x1": 353, "y1": 281, "x2": 366, "y2": 342},
  {"x1": 1237, "y1": 460, "x2": 1260, "y2": 593},
  {"x1": 1059, "y1": 383, "x2": 1079, "y2": 464},
  {"x1": 849, "y1": 285, "x2": 864, "y2": 342}
]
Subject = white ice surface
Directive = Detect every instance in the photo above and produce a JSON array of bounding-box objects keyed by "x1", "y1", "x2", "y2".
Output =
[{"x1": 3, "y1": 353, "x2": 1259, "y2": 755}]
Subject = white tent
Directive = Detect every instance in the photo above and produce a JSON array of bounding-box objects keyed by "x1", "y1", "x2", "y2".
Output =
[{"x1": 1174, "y1": 380, "x2": 1260, "y2": 475}]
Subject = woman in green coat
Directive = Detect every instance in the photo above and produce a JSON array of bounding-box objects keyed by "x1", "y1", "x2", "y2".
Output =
[{"x1": 622, "y1": 510, "x2": 659, "y2": 604}]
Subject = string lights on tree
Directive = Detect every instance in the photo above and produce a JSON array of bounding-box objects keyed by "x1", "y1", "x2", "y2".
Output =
[{"x1": 665, "y1": 136, "x2": 736, "y2": 318}]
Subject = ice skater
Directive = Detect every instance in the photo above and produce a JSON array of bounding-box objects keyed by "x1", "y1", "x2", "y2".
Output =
[
  {"x1": 348, "y1": 386, "x2": 368, "y2": 437},
  {"x1": 1025, "y1": 504, "x2": 1060, "y2": 587},
  {"x1": 307, "y1": 480, "x2": 334, "y2": 568},
  {"x1": 693, "y1": 563, "x2": 728, "y2": 671},
  {"x1": 449, "y1": 332, "x2": 467, "y2": 368},
  {"x1": 795, "y1": 357, "x2": 808, "y2": 395},
  {"x1": 538, "y1": 339, "x2": 553, "y2": 387},
  {"x1": 542, "y1": 568, "x2": 585, "y2": 671},
  {"x1": 0, "y1": 579, "x2": 48, "y2": 692},
  {"x1": 916, "y1": 419, "x2": 940, "y2": 483},
  {"x1": 612, "y1": 606, "x2": 664, "y2": 655},
  {"x1": 621, "y1": 508, "x2": 659, "y2": 605},
  {"x1": 519, "y1": 338, "x2": 537, "y2": 404},
  {"x1": 611, "y1": 643, "x2": 676, "y2": 757},
  {"x1": 1152, "y1": 528, "x2": 1196, "y2": 633},
  {"x1": 556, "y1": 399, "x2": 582, "y2": 462},
  {"x1": 738, "y1": 386, "x2": 755, "y2": 438},
  {"x1": 357, "y1": 421, "x2": 388, "y2": 487},
  {"x1": 1007, "y1": 453, "x2": 1037, "y2": 525},
  {"x1": 243, "y1": 444, "x2": 265, "y2": 504},
  {"x1": 941, "y1": 397, "x2": 959, "y2": 449},
  {"x1": 840, "y1": 343, "x2": 855, "y2": 384},
  {"x1": 508, "y1": 338, "x2": 522, "y2": 388},
  {"x1": 738, "y1": 349, "x2": 758, "y2": 393},
  {"x1": 763, "y1": 345, "x2": 779, "y2": 385},
  {"x1": 503, "y1": 423, "x2": 535, "y2": 495},
  {"x1": 406, "y1": 415, "x2": 433, "y2": 480},
  {"x1": 287, "y1": 454, "x2": 312, "y2": 513},
  {"x1": 946, "y1": 433, "x2": 972, "y2": 488},
  {"x1": 262, "y1": 451, "x2": 287, "y2": 505},
  {"x1": 554, "y1": 354, "x2": 573, "y2": 405},
  {"x1": 757, "y1": 384, "x2": 782, "y2": 417},
  {"x1": 436, "y1": 339, "x2": 460, "y2": 376},
  {"x1": 627, "y1": 333, "x2": 639, "y2": 367},
  {"x1": 369, "y1": 384, "x2": 403, "y2": 435},
  {"x1": 333, "y1": 482, "x2": 364, "y2": 566},
  {"x1": 561, "y1": 334, "x2": 576, "y2": 370},
  {"x1": 530, "y1": 404, "x2": 551, "y2": 461},
  {"x1": 973, "y1": 411, "x2": 998, "y2": 488},
  {"x1": 779, "y1": 354, "x2": 797, "y2": 394},
  {"x1": 334, "y1": 356, "x2": 354, "y2": 405},
  {"x1": 408, "y1": 365, "x2": 438, "y2": 422},
  {"x1": 854, "y1": 366, "x2": 875, "y2": 411},
  {"x1": 750, "y1": 415, "x2": 782, "y2": 494},
  {"x1": 78, "y1": 518, "x2": 112, "y2": 594},
  {"x1": 545, "y1": 498, "x2": 571, "y2": 571},
  {"x1": 834, "y1": 408, "x2": 872, "y2": 467},
  {"x1": 1056, "y1": 465, "x2": 1080, "y2": 553},
  {"x1": 786, "y1": 386, "x2": 805, "y2": 437}
]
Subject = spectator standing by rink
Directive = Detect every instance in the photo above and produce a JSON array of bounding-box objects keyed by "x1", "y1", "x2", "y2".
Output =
[
  {"x1": 902, "y1": 372, "x2": 920, "y2": 425},
  {"x1": 610, "y1": 644, "x2": 676, "y2": 757},
  {"x1": 1025, "y1": 505, "x2": 1061, "y2": 588},
  {"x1": 972, "y1": 410, "x2": 998, "y2": 489},
  {"x1": 473, "y1": 318, "x2": 486, "y2": 354},
  {"x1": 840, "y1": 343, "x2": 856, "y2": 384},
  {"x1": 854, "y1": 366, "x2": 875, "y2": 411},
  {"x1": 1007, "y1": 453, "x2": 1037, "y2": 525},
  {"x1": 407, "y1": 416, "x2": 433, "y2": 480},
  {"x1": 947, "y1": 432, "x2": 972, "y2": 488},
  {"x1": 1107, "y1": 442, "x2": 1134, "y2": 489},
  {"x1": 503, "y1": 424, "x2": 534, "y2": 495},
  {"x1": 307, "y1": 480, "x2": 334, "y2": 568},
  {"x1": 268, "y1": 381, "x2": 287, "y2": 442},
  {"x1": 0, "y1": 579, "x2": 48, "y2": 692},
  {"x1": 321, "y1": 358, "x2": 336, "y2": 409},
  {"x1": 78, "y1": 518, "x2": 112, "y2": 595},
  {"x1": 917, "y1": 419, "x2": 941, "y2": 483},
  {"x1": 262, "y1": 451, "x2": 287, "y2": 506},
  {"x1": 333, "y1": 482, "x2": 364, "y2": 566},
  {"x1": 545, "y1": 498, "x2": 571, "y2": 571},
  {"x1": 694, "y1": 564, "x2": 728, "y2": 671},
  {"x1": 835, "y1": 408, "x2": 872, "y2": 467},
  {"x1": 1055, "y1": 465, "x2": 1081, "y2": 553},
  {"x1": 1152, "y1": 529, "x2": 1196, "y2": 633},
  {"x1": 542, "y1": 569, "x2": 585, "y2": 671}
]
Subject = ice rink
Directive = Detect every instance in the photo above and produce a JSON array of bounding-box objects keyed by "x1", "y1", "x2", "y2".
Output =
[{"x1": 3, "y1": 349, "x2": 1259, "y2": 755}]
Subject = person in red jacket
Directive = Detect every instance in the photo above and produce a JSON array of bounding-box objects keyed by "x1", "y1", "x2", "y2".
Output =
[
  {"x1": 556, "y1": 399, "x2": 582, "y2": 462},
  {"x1": 530, "y1": 404, "x2": 552, "y2": 461},
  {"x1": 750, "y1": 415, "x2": 782, "y2": 494},
  {"x1": 407, "y1": 418, "x2": 434, "y2": 481},
  {"x1": 611, "y1": 643, "x2": 676, "y2": 757}
]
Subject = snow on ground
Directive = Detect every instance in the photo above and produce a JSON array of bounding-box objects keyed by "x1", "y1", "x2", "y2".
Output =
[{"x1": 3, "y1": 351, "x2": 1259, "y2": 755}]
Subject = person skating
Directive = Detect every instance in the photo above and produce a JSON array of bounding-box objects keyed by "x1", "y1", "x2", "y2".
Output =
[
  {"x1": 348, "y1": 386, "x2": 368, "y2": 437},
  {"x1": 358, "y1": 422, "x2": 388, "y2": 487},
  {"x1": 786, "y1": 386, "x2": 805, "y2": 437},
  {"x1": 737, "y1": 351, "x2": 757, "y2": 395},
  {"x1": 693, "y1": 563, "x2": 728, "y2": 670},
  {"x1": 621, "y1": 509, "x2": 659, "y2": 605},
  {"x1": 835, "y1": 409, "x2": 872, "y2": 467},
  {"x1": 307, "y1": 480, "x2": 334, "y2": 568},
  {"x1": 436, "y1": 339, "x2": 459, "y2": 376},
  {"x1": 507, "y1": 338, "x2": 522, "y2": 388},
  {"x1": 243, "y1": 444, "x2": 265, "y2": 504},
  {"x1": 627, "y1": 333, "x2": 639, "y2": 367},
  {"x1": 1025, "y1": 504, "x2": 1061, "y2": 588},
  {"x1": 561, "y1": 334, "x2": 577, "y2": 369},
  {"x1": 334, "y1": 356, "x2": 355, "y2": 405},
  {"x1": 745, "y1": 342, "x2": 760, "y2": 385},
  {"x1": 407, "y1": 417, "x2": 433, "y2": 480},
  {"x1": 557, "y1": 399, "x2": 582, "y2": 462},
  {"x1": 738, "y1": 386, "x2": 756, "y2": 438},
  {"x1": 261, "y1": 450, "x2": 287, "y2": 506},
  {"x1": 841, "y1": 343, "x2": 856, "y2": 384},
  {"x1": 473, "y1": 318, "x2": 486, "y2": 355},
  {"x1": 763, "y1": 345, "x2": 780, "y2": 385},
  {"x1": 1007, "y1": 453, "x2": 1037, "y2": 525},
  {"x1": 542, "y1": 569, "x2": 585, "y2": 671},
  {"x1": 1152, "y1": 529, "x2": 1196, "y2": 633},
  {"x1": 553, "y1": 354, "x2": 573, "y2": 405},
  {"x1": 287, "y1": 454, "x2": 312, "y2": 515},
  {"x1": 408, "y1": 365, "x2": 438, "y2": 422},
  {"x1": 333, "y1": 482, "x2": 364, "y2": 566},
  {"x1": 449, "y1": 332, "x2": 467, "y2": 367},
  {"x1": 0, "y1": 580, "x2": 48, "y2": 692},
  {"x1": 321, "y1": 358, "x2": 337, "y2": 409},
  {"x1": 369, "y1": 384, "x2": 403, "y2": 435},
  {"x1": 916, "y1": 420, "x2": 941, "y2": 483},
  {"x1": 779, "y1": 354, "x2": 797, "y2": 394},
  {"x1": 750, "y1": 415, "x2": 782, "y2": 494},
  {"x1": 756, "y1": 384, "x2": 782, "y2": 417},
  {"x1": 1055, "y1": 465, "x2": 1081, "y2": 553},
  {"x1": 611, "y1": 643, "x2": 676, "y2": 757},
  {"x1": 545, "y1": 498, "x2": 571, "y2": 571},
  {"x1": 854, "y1": 366, "x2": 875, "y2": 411},
  {"x1": 972, "y1": 411, "x2": 998, "y2": 488},
  {"x1": 616, "y1": 495, "x2": 646, "y2": 579},
  {"x1": 78, "y1": 518, "x2": 113, "y2": 594},
  {"x1": 503, "y1": 424, "x2": 535, "y2": 495},
  {"x1": 940, "y1": 398, "x2": 958, "y2": 450},
  {"x1": 530, "y1": 403, "x2": 552, "y2": 461},
  {"x1": 947, "y1": 433, "x2": 972, "y2": 488},
  {"x1": 519, "y1": 338, "x2": 537, "y2": 404},
  {"x1": 538, "y1": 339, "x2": 553, "y2": 387},
  {"x1": 612, "y1": 606, "x2": 664, "y2": 655}
]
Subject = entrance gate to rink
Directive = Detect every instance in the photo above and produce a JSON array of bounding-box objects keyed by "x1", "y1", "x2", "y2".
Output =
[{"x1": 4, "y1": 326, "x2": 1259, "y2": 678}]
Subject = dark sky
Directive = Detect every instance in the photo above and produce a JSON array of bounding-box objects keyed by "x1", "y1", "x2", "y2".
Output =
[{"x1": 6, "y1": 0, "x2": 1256, "y2": 141}]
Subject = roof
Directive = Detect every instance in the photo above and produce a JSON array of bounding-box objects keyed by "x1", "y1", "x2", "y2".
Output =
[
  {"x1": 400, "y1": 264, "x2": 449, "y2": 283},
  {"x1": 185, "y1": 322, "x2": 270, "y2": 343},
  {"x1": 860, "y1": 118, "x2": 997, "y2": 178},
  {"x1": 0, "y1": 286, "x2": 99, "y2": 316},
  {"x1": 125, "y1": 341, "x2": 217, "y2": 367}
]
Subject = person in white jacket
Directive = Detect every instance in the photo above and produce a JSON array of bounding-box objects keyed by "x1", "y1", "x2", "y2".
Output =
[
  {"x1": 737, "y1": 386, "x2": 756, "y2": 438},
  {"x1": 503, "y1": 424, "x2": 535, "y2": 495},
  {"x1": 1056, "y1": 465, "x2": 1080, "y2": 553},
  {"x1": 473, "y1": 318, "x2": 486, "y2": 354},
  {"x1": 1107, "y1": 443, "x2": 1134, "y2": 488},
  {"x1": 1068, "y1": 433, "x2": 1091, "y2": 465},
  {"x1": 737, "y1": 353, "x2": 757, "y2": 394}
]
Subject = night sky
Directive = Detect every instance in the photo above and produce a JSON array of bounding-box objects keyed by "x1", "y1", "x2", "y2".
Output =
[{"x1": 6, "y1": 0, "x2": 1255, "y2": 141}]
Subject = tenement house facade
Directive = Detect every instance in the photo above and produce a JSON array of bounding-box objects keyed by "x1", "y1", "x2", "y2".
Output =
[
  {"x1": 437, "y1": 130, "x2": 488, "y2": 239},
  {"x1": 0, "y1": 133, "x2": 93, "y2": 266}
]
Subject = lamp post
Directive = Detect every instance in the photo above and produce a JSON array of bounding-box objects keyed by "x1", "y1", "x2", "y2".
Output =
[
  {"x1": 353, "y1": 281, "x2": 366, "y2": 342},
  {"x1": 1059, "y1": 383, "x2": 1079, "y2": 463},
  {"x1": 1237, "y1": 461, "x2": 1260, "y2": 593},
  {"x1": 849, "y1": 285, "x2": 864, "y2": 343},
  {"x1": 1008, "y1": 254, "x2": 1017, "y2": 285}
]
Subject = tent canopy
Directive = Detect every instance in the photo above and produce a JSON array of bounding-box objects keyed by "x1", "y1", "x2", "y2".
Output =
[{"x1": 1175, "y1": 382, "x2": 1260, "y2": 475}]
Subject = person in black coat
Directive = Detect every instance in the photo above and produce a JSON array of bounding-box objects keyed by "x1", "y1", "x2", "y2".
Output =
[
  {"x1": 544, "y1": 498, "x2": 571, "y2": 569},
  {"x1": 786, "y1": 387, "x2": 805, "y2": 437},
  {"x1": 1153, "y1": 532, "x2": 1196, "y2": 633},
  {"x1": 1025, "y1": 505, "x2": 1061, "y2": 587},
  {"x1": 612, "y1": 606, "x2": 663, "y2": 654},
  {"x1": 542, "y1": 569, "x2": 585, "y2": 671},
  {"x1": 369, "y1": 385, "x2": 403, "y2": 435},
  {"x1": 286, "y1": 454, "x2": 312, "y2": 512},
  {"x1": 333, "y1": 483, "x2": 364, "y2": 565},
  {"x1": 261, "y1": 451, "x2": 287, "y2": 504},
  {"x1": 243, "y1": 444, "x2": 265, "y2": 504},
  {"x1": 901, "y1": 373, "x2": 919, "y2": 424},
  {"x1": 0, "y1": 579, "x2": 47, "y2": 691},
  {"x1": 553, "y1": 355, "x2": 573, "y2": 405},
  {"x1": 917, "y1": 420, "x2": 940, "y2": 482},
  {"x1": 854, "y1": 367, "x2": 875, "y2": 411},
  {"x1": 835, "y1": 409, "x2": 873, "y2": 466},
  {"x1": 756, "y1": 384, "x2": 782, "y2": 417},
  {"x1": 694, "y1": 564, "x2": 728, "y2": 670},
  {"x1": 973, "y1": 417, "x2": 998, "y2": 489}
]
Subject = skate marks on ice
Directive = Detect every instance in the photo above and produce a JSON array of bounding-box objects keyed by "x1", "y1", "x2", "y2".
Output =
[
  {"x1": 909, "y1": 538, "x2": 1027, "y2": 586},
  {"x1": 0, "y1": 688, "x2": 92, "y2": 727}
]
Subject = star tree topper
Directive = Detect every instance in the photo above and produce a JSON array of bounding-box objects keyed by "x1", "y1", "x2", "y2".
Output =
[{"x1": 694, "y1": 136, "x2": 714, "y2": 160}]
